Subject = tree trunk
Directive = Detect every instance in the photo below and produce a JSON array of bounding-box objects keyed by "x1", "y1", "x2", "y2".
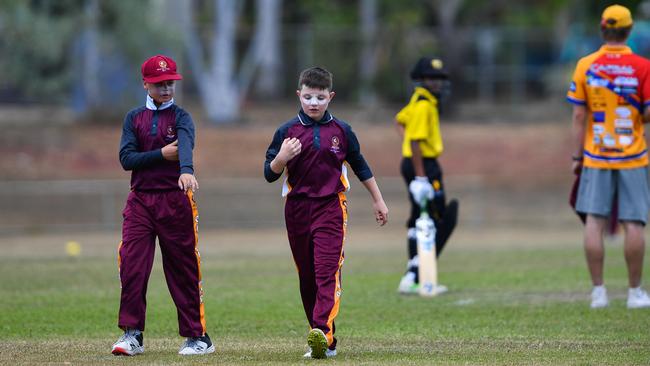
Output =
[
  {"x1": 177, "y1": 0, "x2": 241, "y2": 124},
  {"x1": 255, "y1": 0, "x2": 282, "y2": 97},
  {"x1": 432, "y1": 0, "x2": 463, "y2": 77},
  {"x1": 359, "y1": 0, "x2": 378, "y2": 105},
  {"x1": 82, "y1": 0, "x2": 100, "y2": 111},
  {"x1": 209, "y1": 0, "x2": 241, "y2": 122}
]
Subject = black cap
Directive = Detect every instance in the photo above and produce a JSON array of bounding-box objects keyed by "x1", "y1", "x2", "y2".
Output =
[{"x1": 410, "y1": 57, "x2": 448, "y2": 80}]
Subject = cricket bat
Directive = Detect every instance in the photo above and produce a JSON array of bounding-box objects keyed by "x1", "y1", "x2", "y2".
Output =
[{"x1": 416, "y1": 199, "x2": 445, "y2": 297}]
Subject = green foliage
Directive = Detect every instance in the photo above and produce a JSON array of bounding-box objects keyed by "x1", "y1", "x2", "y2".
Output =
[
  {"x1": 0, "y1": 1, "x2": 80, "y2": 101},
  {"x1": 97, "y1": 2, "x2": 178, "y2": 64},
  {"x1": 0, "y1": 1, "x2": 175, "y2": 103}
]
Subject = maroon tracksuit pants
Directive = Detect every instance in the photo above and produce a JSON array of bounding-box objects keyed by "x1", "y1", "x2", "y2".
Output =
[
  {"x1": 117, "y1": 189, "x2": 206, "y2": 337},
  {"x1": 285, "y1": 192, "x2": 347, "y2": 350}
]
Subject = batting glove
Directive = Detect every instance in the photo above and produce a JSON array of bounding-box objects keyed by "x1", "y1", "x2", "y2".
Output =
[{"x1": 409, "y1": 176, "x2": 434, "y2": 204}]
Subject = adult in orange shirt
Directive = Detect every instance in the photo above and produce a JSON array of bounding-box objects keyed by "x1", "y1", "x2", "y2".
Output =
[{"x1": 568, "y1": 4, "x2": 650, "y2": 309}]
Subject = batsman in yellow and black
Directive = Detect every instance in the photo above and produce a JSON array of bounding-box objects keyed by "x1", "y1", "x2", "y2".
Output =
[{"x1": 395, "y1": 57, "x2": 459, "y2": 294}]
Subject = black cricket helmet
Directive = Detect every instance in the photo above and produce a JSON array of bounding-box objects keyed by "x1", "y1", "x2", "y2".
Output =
[{"x1": 410, "y1": 57, "x2": 448, "y2": 80}]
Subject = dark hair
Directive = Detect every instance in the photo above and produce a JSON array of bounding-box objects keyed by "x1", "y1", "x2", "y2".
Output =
[
  {"x1": 601, "y1": 26, "x2": 632, "y2": 42},
  {"x1": 298, "y1": 67, "x2": 333, "y2": 90}
]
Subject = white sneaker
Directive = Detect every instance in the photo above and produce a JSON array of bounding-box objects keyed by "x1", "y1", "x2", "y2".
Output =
[
  {"x1": 111, "y1": 330, "x2": 144, "y2": 356},
  {"x1": 398, "y1": 272, "x2": 419, "y2": 295},
  {"x1": 306, "y1": 328, "x2": 328, "y2": 359},
  {"x1": 590, "y1": 286, "x2": 609, "y2": 309},
  {"x1": 178, "y1": 333, "x2": 215, "y2": 355},
  {"x1": 627, "y1": 287, "x2": 650, "y2": 309},
  {"x1": 303, "y1": 348, "x2": 337, "y2": 358}
]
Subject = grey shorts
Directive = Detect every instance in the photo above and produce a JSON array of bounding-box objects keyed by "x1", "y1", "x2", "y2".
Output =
[{"x1": 576, "y1": 166, "x2": 650, "y2": 224}]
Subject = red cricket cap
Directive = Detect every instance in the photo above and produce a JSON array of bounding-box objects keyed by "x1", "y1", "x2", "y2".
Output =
[{"x1": 141, "y1": 54, "x2": 183, "y2": 83}]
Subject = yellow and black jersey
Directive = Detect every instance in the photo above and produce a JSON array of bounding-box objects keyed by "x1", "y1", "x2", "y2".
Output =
[{"x1": 395, "y1": 86, "x2": 443, "y2": 158}]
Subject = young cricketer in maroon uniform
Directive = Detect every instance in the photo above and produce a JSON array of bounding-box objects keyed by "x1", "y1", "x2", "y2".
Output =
[
  {"x1": 112, "y1": 55, "x2": 214, "y2": 356},
  {"x1": 264, "y1": 67, "x2": 389, "y2": 359}
]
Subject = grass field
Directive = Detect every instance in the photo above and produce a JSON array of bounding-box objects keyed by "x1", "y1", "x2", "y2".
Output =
[{"x1": 1, "y1": 225, "x2": 649, "y2": 366}]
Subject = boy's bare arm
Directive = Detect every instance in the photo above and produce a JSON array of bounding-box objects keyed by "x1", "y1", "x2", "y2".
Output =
[
  {"x1": 409, "y1": 140, "x2": 426, "y2": 176},
  {"x1": 571, "y1": 105, "x2": 587, "y2": 174},
  {"x1": 361, "y1": 177, "x2": 389, "y2": 226}
]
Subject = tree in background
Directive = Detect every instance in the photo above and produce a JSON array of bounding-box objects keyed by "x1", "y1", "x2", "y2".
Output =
[
  {"x1": 1, "y1": 0, "x2": 628, "y2": 123},
  {"x1": 0, "y1": 0, "x2": 170, "y2": 115},
  {"x1": 172, "y1": 0, "x2": 283, "y2": 124},
  {"x1": 0, "y1": 0, "x2": 79, "y2": 103}
]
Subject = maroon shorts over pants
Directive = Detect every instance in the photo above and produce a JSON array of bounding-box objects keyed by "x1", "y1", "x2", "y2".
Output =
[
  {"x1": 285, "y1": 192, "x2": 347, "y2": 350},
  {"x1": 117, "y1": 189, "x2": 206, "y2": 337}
]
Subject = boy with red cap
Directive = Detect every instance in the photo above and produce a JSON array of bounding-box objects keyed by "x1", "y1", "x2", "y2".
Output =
[{"x1": 111, "y1": 55, "x2": 213, "y2": 356}]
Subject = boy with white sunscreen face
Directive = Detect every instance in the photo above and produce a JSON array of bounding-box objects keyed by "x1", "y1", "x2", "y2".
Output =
[{"x1": 264, "y1": 66, "x2": 389, "y2": 359}]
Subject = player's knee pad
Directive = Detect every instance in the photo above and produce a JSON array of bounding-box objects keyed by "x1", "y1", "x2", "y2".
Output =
[
  {"x1": 435, "y1": 199, "x2": 459, "y2": 256},
  {"x1": 444, "y1": 199, "x2": 459, "y2": 230}
]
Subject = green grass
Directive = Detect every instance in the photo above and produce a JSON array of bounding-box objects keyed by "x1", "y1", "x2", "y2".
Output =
[{"x1": 1, "y1": 235, "x2": 649, "y2": 365}]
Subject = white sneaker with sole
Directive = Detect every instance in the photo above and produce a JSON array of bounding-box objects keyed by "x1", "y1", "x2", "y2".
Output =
[
  {"x1": 306, "y1": 328, "x2": 328, "y2": 359},
  {"x1": 627, "y1": 287, "x2": 650, "y2": 309},
  {"x1": 111, "y1": 330, "x2": 144, "y2": 356},
  {"x1": 398, "y1": 272, "x2": 419, "y2": 295},
  {"x1": 590, "y1": 286, "x2": 609, "y2": 309},
  {"x1": 303, "y1": 348, "x2": 337, "y2": 358},
  {"x1": 178, "y1": 333, "x2": 215, "y2": 355}
]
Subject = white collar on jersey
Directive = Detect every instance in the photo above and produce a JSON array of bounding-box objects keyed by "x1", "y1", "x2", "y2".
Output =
[{"x1": 145, "y1": 94, "x2": 174, "y2": 111}]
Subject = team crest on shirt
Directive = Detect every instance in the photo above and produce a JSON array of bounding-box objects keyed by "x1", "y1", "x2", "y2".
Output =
[
  {"x1": 165, "y1": 125, "x2": 176, "y2": 142},
  {"x1": 330, "y1": 136, "x2": 341, "y2": 153}
]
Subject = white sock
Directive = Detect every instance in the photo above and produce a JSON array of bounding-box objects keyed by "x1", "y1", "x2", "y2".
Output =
[{"x1": 126, "y1": 329, "x2": 142, "y2": 336}]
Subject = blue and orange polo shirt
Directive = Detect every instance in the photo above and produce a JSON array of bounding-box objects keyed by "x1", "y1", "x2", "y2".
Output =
[{"x1": 567, "y1": 45, "x2": 650, "y2": 169}]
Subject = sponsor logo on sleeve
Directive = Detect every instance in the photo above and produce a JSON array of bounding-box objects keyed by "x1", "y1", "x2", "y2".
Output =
[{"x1": 570, "y1": 81, "x2": 576, "y2": 92}]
